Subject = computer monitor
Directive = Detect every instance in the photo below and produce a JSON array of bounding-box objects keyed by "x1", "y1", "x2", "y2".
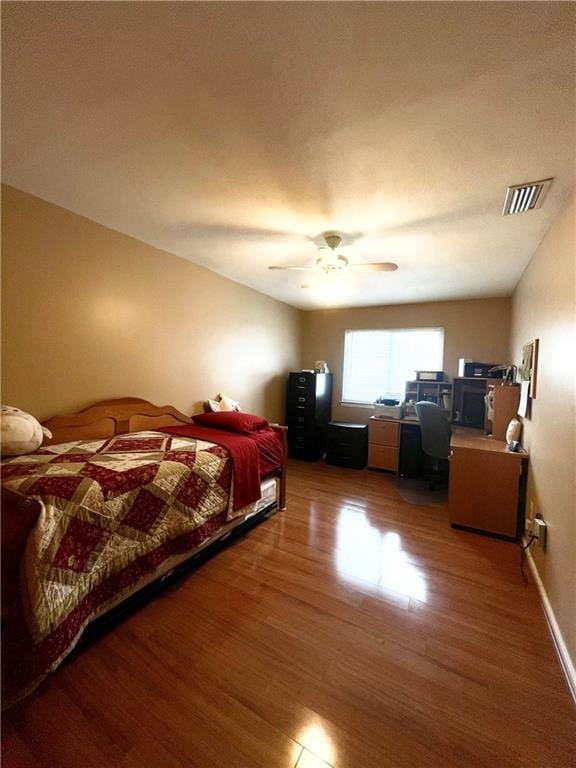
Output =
[{"x1": 462, "y1": 391, "x2": 486, "y2": 428}]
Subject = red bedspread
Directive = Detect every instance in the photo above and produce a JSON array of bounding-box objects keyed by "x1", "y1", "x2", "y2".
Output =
[
  {"x1": 1, "y1": 431, "x2": 242, "y2": 706},
  {"x1": 1, "y1": 426, "x2": 284, "y2": 707},
  {"x1": 157, "y1": 425, "x2": 284, "y2": 511},
  {"x1": 250, "y1": 428, "x2": 286, "y2": 476}
]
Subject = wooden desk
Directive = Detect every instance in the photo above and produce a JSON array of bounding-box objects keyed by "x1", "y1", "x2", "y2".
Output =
[
  {"x1": 368, "y1": 417, "x2": 529, "y2": 539},
  {"x1": 449, "y1": 428, "x2": 528, "y2": 539}
]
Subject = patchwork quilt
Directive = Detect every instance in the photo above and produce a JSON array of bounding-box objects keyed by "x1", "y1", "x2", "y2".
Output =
[{"x1": 2, "y1": 431, "x2": 253, "y2": 706}]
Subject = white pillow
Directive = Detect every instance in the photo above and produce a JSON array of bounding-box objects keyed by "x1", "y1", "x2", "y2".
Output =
[
  {"x1": 206, "y1": 394, "x2": 241, "y2": 413},
  {"x1": 218, "y1": 394, "x2": 240, "y2": 412},
  {"x1": 1, "y1": 405, "x2": 52, "y2": 456}
]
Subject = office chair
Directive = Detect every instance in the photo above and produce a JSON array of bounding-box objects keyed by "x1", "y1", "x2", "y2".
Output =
[{"x1": 415, "y1": 401, "x2": 452, "y2": 490}]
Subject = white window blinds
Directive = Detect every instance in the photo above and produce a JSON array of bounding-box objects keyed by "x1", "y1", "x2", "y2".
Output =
[{"x1": 342, "y1": 328, "x2": 444, "y2": 404}]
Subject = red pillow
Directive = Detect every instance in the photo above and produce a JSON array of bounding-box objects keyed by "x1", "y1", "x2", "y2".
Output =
[{"x1": 192, "y1": 411, "x2": 269, "y2": 434}]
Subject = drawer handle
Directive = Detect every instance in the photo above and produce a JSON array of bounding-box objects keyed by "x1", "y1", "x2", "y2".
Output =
[
  {"x1": 297, "y1": 416, "x2": 304, "y2": 423},
  {"x1": 298, "y1": 397, "x2": 306, "y2": 403},
  {"x1": 298, "y1": 376, "x2": 306, "y2": 382}
]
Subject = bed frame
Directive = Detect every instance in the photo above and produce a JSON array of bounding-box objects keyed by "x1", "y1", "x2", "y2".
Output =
[
  {"x1": 1, "y1": 397, "x2": 288, "y2": 623},
  {"x1": 41, "y1": 396, "x2": 193, "y2": 444}
]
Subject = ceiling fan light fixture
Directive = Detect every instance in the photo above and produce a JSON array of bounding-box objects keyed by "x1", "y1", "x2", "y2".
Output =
[
  {"x1": 323, "y1": 232, "x2": 343, "y2": 250},
  {"x1": 316, "y1": 253, "x2": 349, "y2": 273},
  {"x1": 267, "y1": 229, "x2": 398, "y2": 275}
]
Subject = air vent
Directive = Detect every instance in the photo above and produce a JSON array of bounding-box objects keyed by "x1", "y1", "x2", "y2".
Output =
[{"x1": 502, "y1": 178, "x2": 553, "y2": 216}]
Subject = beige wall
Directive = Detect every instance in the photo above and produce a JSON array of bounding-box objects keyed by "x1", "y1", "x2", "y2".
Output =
[
  {"x1": 511, "y1": 193, "x2": 576, "y2": 665},
  {"x1": 302, "y1": 298, "x2": 511, "y2": 422},
  {"x1": 1, "y1": 185, "x2": 301, "y2": 423}
]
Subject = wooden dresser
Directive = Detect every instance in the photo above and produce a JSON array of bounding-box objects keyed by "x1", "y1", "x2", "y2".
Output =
[{"x1": 368, "y1": 417, "x2": 400, "y2": 472}]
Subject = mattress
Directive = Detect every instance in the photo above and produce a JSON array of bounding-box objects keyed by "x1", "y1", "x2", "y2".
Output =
[{"x1": 255, "y1": 475, "x2": 278, "y2": 512}]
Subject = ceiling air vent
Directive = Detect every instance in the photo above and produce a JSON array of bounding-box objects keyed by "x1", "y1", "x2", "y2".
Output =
[{"x1": 502, "y1": 178, "x2": 553, "y2": 216}]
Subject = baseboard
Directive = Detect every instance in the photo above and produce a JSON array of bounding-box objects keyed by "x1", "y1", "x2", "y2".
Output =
[{"x1": 526, "y1": 549, "x2": 576, "y2": 705}]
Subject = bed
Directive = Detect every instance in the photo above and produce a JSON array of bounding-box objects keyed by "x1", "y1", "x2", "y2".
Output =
[{"x1": 1, "y1": 397, "x2": 287, "y2": 707}]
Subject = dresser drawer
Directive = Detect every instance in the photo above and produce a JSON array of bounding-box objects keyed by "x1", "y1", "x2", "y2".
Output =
[
  {"x1": 287, "y1": 411, "x2": 313, "y2": 428},
  {"x1": 326, "y1": 443, "x2": 367, "y2": 469},
  {"x1": 326, "y1": 452, "x2": 367, "y2": 469},
  {"x1": 289, "y1": 372, "x2": 316, "y2": 388},
  {"x1": 288, "y1": 444, "x2": 321, "y2": 462},
  {"x1": 288, "y1": 424, "x2": 317, "y2": 447},
  {"x1": 327, "y1": 423, "x2": 368, "y2": 446},
  {"x1": 368, "y1": 444, "x2": 398, "y2": 472},
  {"x1": 286, "y1": 403, "x2": 316, "y2": 427},
  {"x1": 288, "y1": 379, "x2": 316, "y2": 402},
  {"x1": 369, "y1": 419, "x2": 400, "y2": 447},
  {"x1": 287, "y1": 387, "x2": 316, "y2": 409}
]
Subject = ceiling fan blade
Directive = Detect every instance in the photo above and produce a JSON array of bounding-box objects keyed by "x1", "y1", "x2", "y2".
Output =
[
  {"x1": 268, "y1": 265, "x2": 315, "y2": 271},
  {"x1": 350, "y1": 262, "x2": 398, "y2": 272}
]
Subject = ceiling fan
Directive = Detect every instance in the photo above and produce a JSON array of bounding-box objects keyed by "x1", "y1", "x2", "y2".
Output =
[{"x1": 267, "y1": 232, "x2": 398, "y2": 275}]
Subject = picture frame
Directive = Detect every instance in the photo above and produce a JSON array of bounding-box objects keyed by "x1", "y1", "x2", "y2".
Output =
[{"x1": 521, "y1": 338, "x2": 539, "y2": 399}]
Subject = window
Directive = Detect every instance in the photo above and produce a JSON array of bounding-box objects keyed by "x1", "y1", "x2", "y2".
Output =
[{"x1": 342, "y1": 328, "x2": 444, "y2": 404}]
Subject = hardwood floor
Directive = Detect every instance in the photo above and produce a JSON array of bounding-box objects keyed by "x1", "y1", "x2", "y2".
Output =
[{"x1": 2, "y1": 460, "x2": 575, "y2": 767}]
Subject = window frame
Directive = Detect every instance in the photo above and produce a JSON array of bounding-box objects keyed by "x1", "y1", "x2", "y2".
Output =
[{"x1": 341, "y1": 327, "x2": 445, "y2": 406}]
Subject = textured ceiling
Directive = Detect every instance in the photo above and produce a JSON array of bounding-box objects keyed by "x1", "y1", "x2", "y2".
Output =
[{"x1": 2, "y1": 2, "x2": 575, "y2": 309}]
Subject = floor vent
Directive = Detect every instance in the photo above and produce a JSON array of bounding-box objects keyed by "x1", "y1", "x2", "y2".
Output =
[{"x1": 502, "y1": 178, "x2": 553, "y2": 216}]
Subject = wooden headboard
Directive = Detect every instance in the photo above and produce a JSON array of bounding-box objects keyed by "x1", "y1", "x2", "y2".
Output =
[{"x1": 42, "y1": 397, "x2": 192, "y2": 445}]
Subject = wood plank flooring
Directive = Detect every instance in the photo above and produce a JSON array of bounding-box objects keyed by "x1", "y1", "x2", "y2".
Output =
[{"x1": 2, "y1": 460, "x2": 575, "y2": 767}]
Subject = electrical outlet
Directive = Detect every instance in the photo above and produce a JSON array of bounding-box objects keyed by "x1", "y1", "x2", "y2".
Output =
[
  {"x1": 524, "y1": 515, "x2": 547, "y2": 549},
  {"x1": 534, "y1": 517, "x2": 547, "y2": 549}
]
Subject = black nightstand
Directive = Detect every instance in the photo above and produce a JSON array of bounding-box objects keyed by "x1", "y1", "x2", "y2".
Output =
[{"x1": 325, "y1": 422, "x2": 368, "y2": 469}]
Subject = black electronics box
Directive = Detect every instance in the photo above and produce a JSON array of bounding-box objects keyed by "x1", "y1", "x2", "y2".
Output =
[
  {"x1": 415, "y1": 371, "x2": 445, "y2": 382},
  {"x1": 458, "y1": 360, "x2": 503, "y2": 379}
]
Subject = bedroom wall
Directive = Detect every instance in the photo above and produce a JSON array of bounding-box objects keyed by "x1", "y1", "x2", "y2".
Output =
[
  {"x1": 510, "y1": 192, "x2": 575, "y2": 669},
  {"x1": 302, "y1": 297, "x2": 511, "y2": 422},
  {"x1": 1, "y1": 185, "x2": 301, "y2": 423}
]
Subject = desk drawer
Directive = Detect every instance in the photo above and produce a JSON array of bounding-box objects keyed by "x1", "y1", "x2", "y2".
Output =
[
  {"x1": 368, "y1": 444, "x2": 398, "y2": 472},
  {"x1": 369, "y1": 420, "x2": 400, "y2": 447}
]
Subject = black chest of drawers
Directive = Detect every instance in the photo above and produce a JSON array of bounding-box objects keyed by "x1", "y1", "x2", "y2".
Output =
[
  {"x1": 325, "y1": 422, "x2": 368, "y2": 469},
  {"x1": 286, "y1": 372, "x2": 333, "y2": 461}
]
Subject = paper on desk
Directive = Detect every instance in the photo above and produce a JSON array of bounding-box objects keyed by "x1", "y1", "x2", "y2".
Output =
[{"x1": 518, "y1": 381, "x2": 530, "y2": 417}]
